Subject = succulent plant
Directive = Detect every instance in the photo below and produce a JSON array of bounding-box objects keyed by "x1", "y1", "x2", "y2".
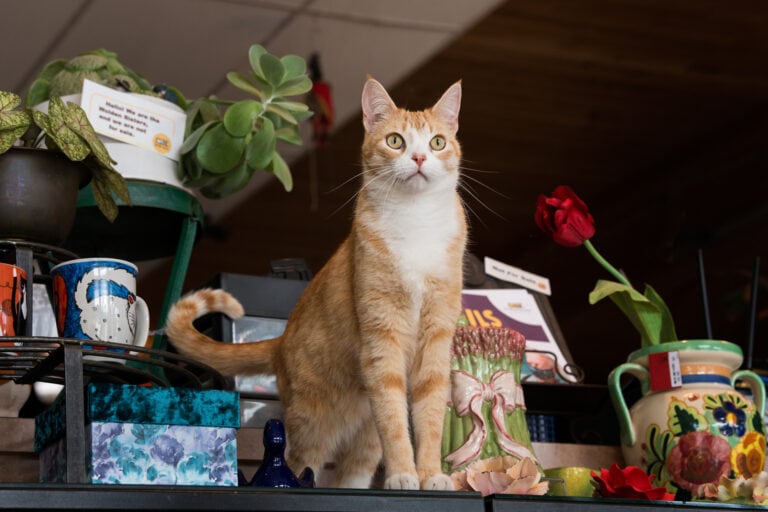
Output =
[
  {"x1": 26, "y1": 48, "x2": 155, "y2": 107},
  {"x1": 0, "y1": 90, "x2": 130, "y2": 222},
  {"x1": 178, "y1": 44, "x2": 313, "y2": 198}
]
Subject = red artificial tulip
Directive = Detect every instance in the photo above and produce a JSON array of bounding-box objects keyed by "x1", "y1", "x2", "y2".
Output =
[
  {"x1": 534, "y1": 185, "x2": 595, "y2": 247},
  {"x1": 591, "y1": 464, "x2": 675, "y2": 501}
]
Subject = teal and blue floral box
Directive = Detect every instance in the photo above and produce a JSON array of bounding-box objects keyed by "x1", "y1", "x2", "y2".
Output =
[{"x1": 34, "y1": 382, "x2": 240, "y2": 486}]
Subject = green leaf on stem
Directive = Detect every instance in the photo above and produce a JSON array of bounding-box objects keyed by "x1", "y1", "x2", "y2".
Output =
[
  {"x1": 280, "y1": 55, "x2": 306, "y2": 82},
  {"x1": 223, "y1": 99, "x2": 262, "y2": 137},
  {"x1": 195, "y1": 123, "x2": 245, "y2": 174},
  {"x1": 245, "y1": 117, "x2": 275, "y2": 170},
  {"x1": 268, "y1": 152, "x2": 292, "y2": 192},
  {"x1": 588, "y1": 279, "x2": 664, "y2": 346},
  {"x1": 643, "y1": 284, "x2": 678, "y2": 343},
  {"x1": 248, "y1": 45, "x2": 268, "y2": 79},
  {"x1": 226, "y1": 71, "x2": 266, "y2": 101},
  {"x1": 260, "y1": 54, "x2": 285, "y2": 87}
]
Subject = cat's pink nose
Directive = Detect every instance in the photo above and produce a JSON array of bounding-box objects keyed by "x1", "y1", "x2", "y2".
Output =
[{"x1": 412, "y1": 153, "x2": 426, "y2": 168}]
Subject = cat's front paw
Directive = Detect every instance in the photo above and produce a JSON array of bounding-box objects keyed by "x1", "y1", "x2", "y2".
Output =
[
  {"x1": 422, "y1": 473, "x2": 454, "y2": 491},
  {"x1": 384, "y1": 472, "x2": 419, "y2": 490}
]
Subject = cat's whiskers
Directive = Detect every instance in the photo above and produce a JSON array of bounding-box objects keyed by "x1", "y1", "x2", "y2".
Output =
[
  {"x1": 459, "y1": 166, "x2": 511, "y2": 199},
  {"x1": 326, "y1": 166, "x2": 399, "y2": 219},
  {"x1": 457, "y1": 177, "x2": 507, "y2": 222},
  {"x1": 457, "y1": 190, "x2": 490, "y2": 229}
]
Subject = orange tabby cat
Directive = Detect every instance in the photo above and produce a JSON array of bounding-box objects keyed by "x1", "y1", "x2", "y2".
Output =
[{"x1": 166, "y1": 77, "x2": 466, "y2": 490}]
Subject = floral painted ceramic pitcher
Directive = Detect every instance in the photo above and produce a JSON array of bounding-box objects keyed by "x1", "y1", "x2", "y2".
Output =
[{"x1": 609, "y1": 340, "x2": 766, "y2": 498}]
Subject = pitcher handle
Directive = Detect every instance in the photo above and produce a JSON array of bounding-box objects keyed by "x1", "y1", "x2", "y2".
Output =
[
  {"x1": 608, "y1": 362, "x2": 648, "y2": 447},
  {"x1": 732, "y1": 369, "x2": 766, "y2": 418},
  {"x1": 132, "y1": 296, "x2": 150, "y2": 348}
]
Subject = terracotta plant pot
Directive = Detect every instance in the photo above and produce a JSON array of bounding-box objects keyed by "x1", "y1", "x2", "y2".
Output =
[{"x1": 0, "y1": 147, "x2": 90, "y2": 246}]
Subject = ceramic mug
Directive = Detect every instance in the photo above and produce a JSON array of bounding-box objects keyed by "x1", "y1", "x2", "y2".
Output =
[
  {"x1": 0, "y1": 262, "x2": 26, "y2": 337},
  {"x1": 51, "y1": 258, "x2": 149, "y2": 361}
]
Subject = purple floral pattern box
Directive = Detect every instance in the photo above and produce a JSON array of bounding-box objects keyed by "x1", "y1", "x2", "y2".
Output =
[{"x1": 35, "y1": 382, "x2": 240, "y2": 486}]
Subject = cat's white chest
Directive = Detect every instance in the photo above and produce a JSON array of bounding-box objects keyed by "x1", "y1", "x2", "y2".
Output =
[{"x1": 377, "y1": 192, "x2": 461, "y2": 284}]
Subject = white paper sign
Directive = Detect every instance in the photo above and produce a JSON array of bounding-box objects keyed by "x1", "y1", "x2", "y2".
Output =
[
  {"x1": 484, "y1": 256, "x2": 551, "y2": 295},
  {"x1": 80, "y1": 80, "x2": 186, "y2": 161}
]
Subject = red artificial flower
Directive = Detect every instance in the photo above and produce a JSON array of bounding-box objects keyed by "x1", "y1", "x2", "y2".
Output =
[
  {"x1": 533, "y1": 185, "x2": 679, "y2": 346},
  {"x1": 591, "y1": 464, "x2": 675, "y2": 501},
  {"x1": 534, "y1": 185, "x2": 595, "y2": 247}
]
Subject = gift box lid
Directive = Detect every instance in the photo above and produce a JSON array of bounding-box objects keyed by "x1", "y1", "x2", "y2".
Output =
[{"x1": 35, "y1": 382, "x2": 240, "y2": 452}]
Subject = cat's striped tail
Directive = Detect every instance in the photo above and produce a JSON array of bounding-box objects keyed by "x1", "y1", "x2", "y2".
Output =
[{"x1": 165, "y1": 288, "x2": 277, "y2": 376}]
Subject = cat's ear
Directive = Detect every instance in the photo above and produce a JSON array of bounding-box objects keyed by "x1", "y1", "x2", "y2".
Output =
[
  {"x1": 362, "y1": 78, "x2": 397, "y2": 132},
  {"x1": 431, "y1": 80, "x2": 462, "y2": 134}
]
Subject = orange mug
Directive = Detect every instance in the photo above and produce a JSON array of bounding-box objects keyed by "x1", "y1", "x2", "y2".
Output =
[{"x1": 0, "y1": 263, "x2": 26, "y2": 337}]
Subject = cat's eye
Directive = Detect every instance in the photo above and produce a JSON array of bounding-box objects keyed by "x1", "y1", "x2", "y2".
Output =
[
  {"x1": 386, "y1": 133, "x2": 404, "y2": 149},
  {"x1": 430, "y1": 135, "x2": 446, "y2": 151}
]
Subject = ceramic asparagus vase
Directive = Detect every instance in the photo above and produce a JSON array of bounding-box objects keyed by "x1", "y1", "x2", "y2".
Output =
[{"x1": 442, "y1": 326, "x2": 537, "y2": 474}]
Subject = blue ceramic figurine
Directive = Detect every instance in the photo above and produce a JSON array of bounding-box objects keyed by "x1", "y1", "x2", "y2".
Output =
[{"x1": 249, "y1": 418, "x2": 314, "y2": 488}]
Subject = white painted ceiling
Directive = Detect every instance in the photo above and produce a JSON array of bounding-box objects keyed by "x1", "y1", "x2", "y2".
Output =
[{"x1": 3, "y1": 0, "x2": 504, "y2": 218}]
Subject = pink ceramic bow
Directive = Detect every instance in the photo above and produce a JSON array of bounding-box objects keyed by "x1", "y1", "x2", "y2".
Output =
[{"x1": 445, "y1": 369, "x2": 533, "y2": 469}]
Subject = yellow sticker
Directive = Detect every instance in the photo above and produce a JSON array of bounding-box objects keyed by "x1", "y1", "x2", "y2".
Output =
[{"x1": 153, "y1": 134, "x2": 171, "y2": 155}]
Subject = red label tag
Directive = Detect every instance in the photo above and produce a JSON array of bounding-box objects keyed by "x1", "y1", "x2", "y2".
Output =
[{"x1": 649, "y1": 351, "x2": 682, "y2": 392}]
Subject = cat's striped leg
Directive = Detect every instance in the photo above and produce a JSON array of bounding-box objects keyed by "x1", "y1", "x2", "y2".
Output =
[
  {"x1": 409, "y1": 282, "x2": 459, "y2": 490},
  {"x1": 360, "y1": 335, "x2": 419, "y2": 489}
]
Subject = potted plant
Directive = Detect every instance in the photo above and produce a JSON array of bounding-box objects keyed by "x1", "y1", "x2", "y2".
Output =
[
  {"x1": 0, "y1": 89, "x2": 129, "y2": 245},
  {"x1": 24, "y1": 48, "x2": 157, "y2": 108},
  {"x1": 177, "y1": 44, "x2": 313, "y2": 198},
  {"x1": 23, "y1": 44, "x2": 314, "y2": 202}
]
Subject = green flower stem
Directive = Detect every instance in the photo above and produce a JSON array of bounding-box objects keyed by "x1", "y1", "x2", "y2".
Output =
[{"x1": 583, "y1": 240, "x2": 632, "y2": 288}]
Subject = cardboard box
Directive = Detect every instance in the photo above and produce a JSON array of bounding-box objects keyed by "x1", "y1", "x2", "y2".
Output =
[{"x1": 35, "y1": 382, "x2": 240, "y2": 486}]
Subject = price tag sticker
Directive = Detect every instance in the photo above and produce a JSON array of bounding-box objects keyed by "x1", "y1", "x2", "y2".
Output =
[{"x1": 649, "y1": 350, "x2": 682, "y2": 391}]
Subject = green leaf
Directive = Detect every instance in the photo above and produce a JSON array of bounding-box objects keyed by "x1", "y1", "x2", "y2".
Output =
[
  {"x1": 179, "y1": 120, "x2": 216, "y2": 155},
  {"x1": 248, "y1": 44, "x2": 268, "y2": 79},
  {"x1": 34, "y1": 58, "x2": 67, "y2": 82},
  {"x1": 35, "y1": 102, "x2": 90, "y2": 161},
  {"x1": 0, "y1": 126, "x2": 26, "y2": 152},
  {"x1": 25, "y1": 81, "x2": 52, "y2": 109},
  {"x1": 275, "y1": 125, "x2": 302, "y2": 145},
  {"x1": 0, "y1": 99, "x2": 31, "y2": 152},
  {"x1": 89, "y1": 172, "x2": 119, "y2": 223},
  {"x1": 280, "y1": 55, "x2": 306, "y2": 81},
  {"x1": 222, "y1": 99, "x2": 262, "y2": 137},
  {"x1": 98, "y1": 165, "x2": 131, "y2": 205},
  {"x1": 180, "y1": 156, "x2": 217, "y2": 188},
  {"x1": 200, "y1": 161, "x2": 253, "y2": 198},
  {"x1": 266, "y1": 103, "x2": 298, "y2": 125},
  {"x1": 195, "y1": 123, "x2": 246, "y2": 174},
  {"x1": 245, "y1": 117, "x2": 275, "y2": 169},
  {"x1": 292, "y1": 109, "x2": 314, "y2": 123},
  {"x1": 272, "y1": 100, "x2": 309, "y2": 113},
  {"x1": 276, "y1": 76, "x2": 313, "y2": 97},
  {"x1": 61, "y1": 101, "x2": 116, "y2": 170},
  {"x1": 226, "y1": 71, "x2": 266, "y2": 101},
  {"x1": 260, "y1": 53, "x2": 285, "y2": 87},
  {"x1": 668, "y1": 400, "x2": 704, "y2": 436},
  {"x1": 268, "y1": 152, "x2": 292, "y2": 192},
  {"x1": 643, "y1": 284, "x2": 678, "y2": 343},
  {"x1": 0, "y1": 110, "x2": 30, "y2": 130},
  {"x1": 0, "y1": 91, "x2": 22, "y2": 112},
  {"x1": 186, "y1": 98, "x2": 224, "y2": 136},
  {"x1": 589, "y1": 279, "x2": 663, "y2": 346}
]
